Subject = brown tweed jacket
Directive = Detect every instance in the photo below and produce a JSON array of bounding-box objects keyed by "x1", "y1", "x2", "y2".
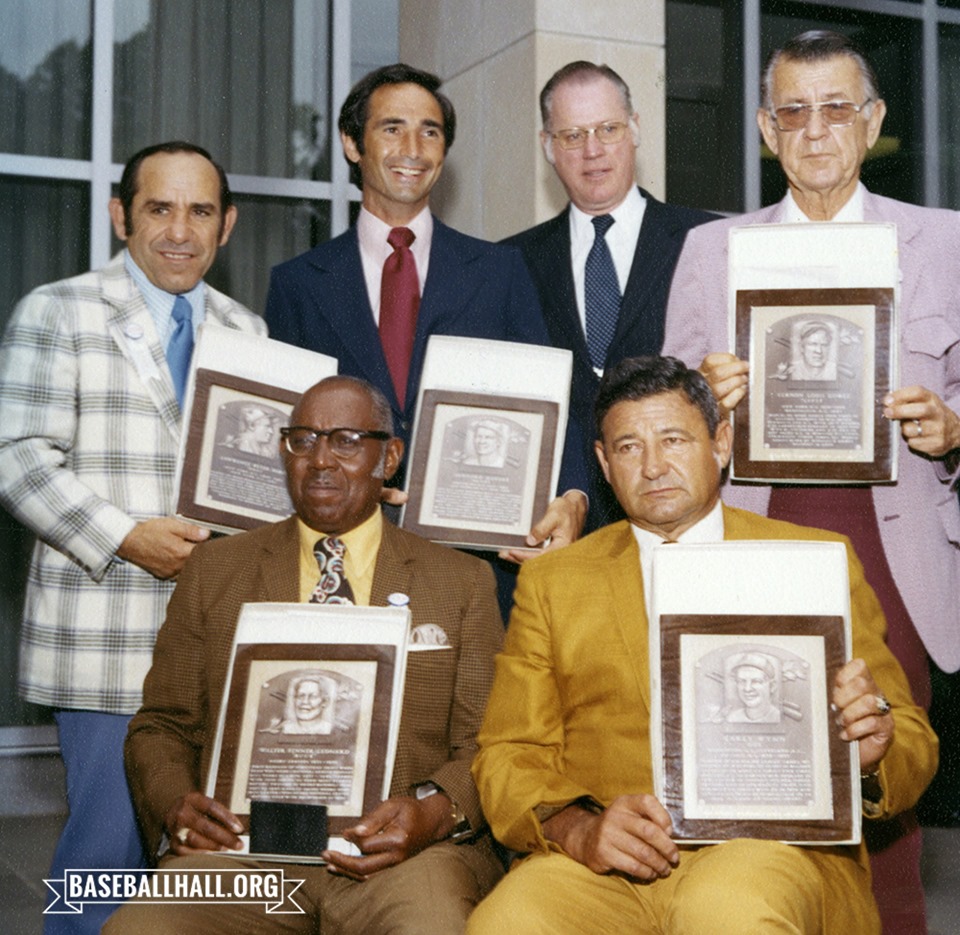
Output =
[{"x1": 124, "y1": 515, "x2": 503, "y2": 856}]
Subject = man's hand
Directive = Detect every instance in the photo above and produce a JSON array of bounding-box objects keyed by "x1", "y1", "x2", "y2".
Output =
[
  {"x1": 832, "y1": 658, "x2": 895, "y2": 774},
  {"x1": 164, "y1": 791, "x2": 244, "y2": 855},
  {"x1": 542, "y1": 795, "x2": 678, "y2": 881},
  {"x1": 883, "y1": 386, "x2": 960, "y2": 458},
  {"x1": 699, "y1": 353, "x2": 749, "y2": 416},
  {"x1": 498, "y1": 489, "x2": 588, "y2": 565},
  {"x1": 116, "y1": 517, "x2": 210, "y2": 579},
  {"x1": 380, "y1": 486, "x2": 408, "y2": 507},
  {"x1": 323, "y1": 794, "x2": 454, "y2": 881}
]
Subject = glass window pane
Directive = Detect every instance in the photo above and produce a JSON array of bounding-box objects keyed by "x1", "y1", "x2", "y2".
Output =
[
  {"x1": 760, "y1": 3, "x2": 922, "y2": 207},
  {"x1": 110, "y1": 193, "x2": 330, "y2": 316},
  {"x1": 667, "y1": 0, "x2": 743, "y2": 212},
  {"x1": 113, "y1": 0, "x2": 332, "y2": 181},
  {"x1": 0, "y1": 176, "x2": 89, "y2": 731},
  {"x1": 352, "y1": 0, "x2": 399, "y2": 82},
  {"x1": 0, "y1": 0, "x2": 92, "y2": 159},
  {"x1": 0, "y1": 177, "x2": 90, "y2": 334},
  {"x1": 940, "y1": 24, "x2": 960, "y2": 208}
]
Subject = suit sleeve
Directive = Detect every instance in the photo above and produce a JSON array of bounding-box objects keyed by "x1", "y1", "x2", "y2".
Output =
[
  {"x1": 0, "y1": 290, "x2": 136, "y2": 580},
  {"x1": 845, "y1": 542, "x2": 939, "y2": 818},
  {"x1": 264, "y1": 263, "x2": 306, "y2": 348},
  {"x1": 124, "y1": 550, "x2": 213, "y2": 856},
  {"x1": 472, "y1": 560, "x2": 598, "y2": 854},
  {"x1": 661, "y1": 223, "x2": 731, "y2": 369}
]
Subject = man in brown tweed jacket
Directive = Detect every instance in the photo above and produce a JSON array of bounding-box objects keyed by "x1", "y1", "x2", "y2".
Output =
[{"x1": 105, "y1": 375, "x2": 504, "y2": 935}]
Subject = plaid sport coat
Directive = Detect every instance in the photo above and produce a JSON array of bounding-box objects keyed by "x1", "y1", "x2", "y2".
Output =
[{"x1": 0, "y1": 252, "x2": 266, "y2": 713}]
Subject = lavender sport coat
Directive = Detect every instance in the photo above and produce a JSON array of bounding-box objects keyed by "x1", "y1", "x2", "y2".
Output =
[{"x1": 662, "y1": 190, "x2": 960, "y2": 671}]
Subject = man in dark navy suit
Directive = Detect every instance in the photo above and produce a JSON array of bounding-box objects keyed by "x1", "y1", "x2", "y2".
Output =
[
  {"x1": 505, "y1": 62, "x2": 715, "y2": 530},
  {"x1": 266, "y1": 63, "x2": 587, "y2": 587}
]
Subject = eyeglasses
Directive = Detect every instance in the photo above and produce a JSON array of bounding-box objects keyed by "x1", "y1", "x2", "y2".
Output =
[
  {"x1": 769, "y1": 100, "x2": 872, "y2": 132},
  {"x1": 550, "y1": 121, "x2": 629, "y2": 151},
  {"x1": 280, "y1": 426, "x2": 391, "y2": 459}
]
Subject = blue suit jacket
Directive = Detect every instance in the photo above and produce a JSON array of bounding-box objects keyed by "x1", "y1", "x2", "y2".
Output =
[
  {"x1": 266, "y1": 218, "x2": 588, "y2": 495},
  {"x1": 504, "y1": 189, "x2": 716, "y2": 529}
]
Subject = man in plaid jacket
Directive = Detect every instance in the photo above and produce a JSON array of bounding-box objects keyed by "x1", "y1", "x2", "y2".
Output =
[{"x1": 0, "y1": 141, "x2": 265, "y2": 935}]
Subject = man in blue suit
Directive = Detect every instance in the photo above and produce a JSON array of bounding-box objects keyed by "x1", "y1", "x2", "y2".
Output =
[
  {"x1": 504, "y1": 62, "x2": 715, "y2": 531},
  {"x1": 266, "y1": 64, "x2": 587, "y2": 591}
]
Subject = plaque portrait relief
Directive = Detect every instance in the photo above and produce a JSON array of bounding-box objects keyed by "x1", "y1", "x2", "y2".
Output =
[
  {"x1": 231, "y1": 662, "x2": 377, "y2": 817},
  {"x1": 683, "y1": 636, "x2": 833, "y2": 822},
  {"x1": 217, "y1": 401, "x2": 285, "y2": 458}
]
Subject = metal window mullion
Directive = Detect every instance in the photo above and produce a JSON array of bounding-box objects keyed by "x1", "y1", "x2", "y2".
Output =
[
  {"x1": 330, "y1": 0, "x2": 354, "y2": 236},
  {"x1": 922, "y1": 0, "x2": 940, "y2": 207},
  {"x1": 743, "y1": 0, "x2": 761, "y2": 212},
  {"x1": 89, "y1": 0, "x2": 116, "y2": 270}
]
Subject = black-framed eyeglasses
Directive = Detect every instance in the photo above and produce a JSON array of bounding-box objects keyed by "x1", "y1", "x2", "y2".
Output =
[
  {"x1": 770, "y1": 100, "x2": 872, "y2": 132},
  {"x1": 550, "y1": 121, "x2": 629, "y2": 150},
  {"x1": 280, "y1": 426, "x2": 391, "y2": 459}
]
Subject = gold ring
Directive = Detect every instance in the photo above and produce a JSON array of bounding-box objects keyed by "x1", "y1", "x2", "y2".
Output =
[
  {"x1": 875, "y1": 694, "x2": 891, "y2": 716},
  {"x1": 176, "y1": 827, "x2": 190, "y2": 844}
]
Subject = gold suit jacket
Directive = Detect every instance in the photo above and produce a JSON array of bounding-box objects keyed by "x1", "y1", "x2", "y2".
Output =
[{"x1": 474, "y1": 506, "x2": 937, "y2": 877}]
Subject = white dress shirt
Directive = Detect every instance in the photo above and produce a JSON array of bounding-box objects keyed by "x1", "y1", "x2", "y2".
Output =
[{"x1": 356, "y1": 206, "x2": 432, "y2": 322}]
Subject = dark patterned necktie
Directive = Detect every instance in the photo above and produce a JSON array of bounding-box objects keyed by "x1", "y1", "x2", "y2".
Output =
[
  {"x1": 309, "y1": 537, "x2": 355, "y2": 605},
  {"x1": 379, "y1": 226, "x2": 420, "y2": 407},
  {"x1": 584, "y1": 214, "x2": 621, "y2": 370},
  {"x1": 166, "y1": 294, "x2": 194, "y2": 408}
]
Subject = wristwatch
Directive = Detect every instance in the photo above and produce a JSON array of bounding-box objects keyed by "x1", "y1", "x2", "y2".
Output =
[{"x1": 414, "y1": 781, "x2": 473, "y2": 841}]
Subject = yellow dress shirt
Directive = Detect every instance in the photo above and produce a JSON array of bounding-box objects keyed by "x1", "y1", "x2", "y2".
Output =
[{"x1": 296, "y1": 508, "x2": 383, "y2": 606}]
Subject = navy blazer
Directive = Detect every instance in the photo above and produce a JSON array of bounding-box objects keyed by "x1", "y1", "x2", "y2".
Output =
[
  {"x1": 504, "y1": 188, "x2": 716, "y2": 529},
  {"x1": 265, "y1": 217, "x2": 588, "y2": 495}
]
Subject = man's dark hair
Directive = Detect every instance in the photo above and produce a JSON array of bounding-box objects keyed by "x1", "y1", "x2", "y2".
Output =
[
  {"x1": 117, "y1": 141, "x2": 232, "y2": 236},
  {"x1": 594, "y1": 356, "x2": 721, "y2": 439},
  {"x1": 761, "y1": 30, "x2": 880, "y2": 111},
  {"x1": 540, "y1": 61, "x2": 633, "y2": 129},
  {"x1": 337, "y1": 63, "x2": 456, "y2": 189}
]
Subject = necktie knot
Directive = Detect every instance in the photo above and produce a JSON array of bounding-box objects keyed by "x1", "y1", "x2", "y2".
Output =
[
  {"x1": 591, "y1": 214, "x2": 615, "y2": 238},
  {"x1": 172, "y1": 294, "x2": 192, "y2": 324},
  {"x1": 388, "y1": 227, "x2": 415, "y2": 251},
  {"x1": 310, "y1": 537, "x2": 355, "y2": 605}
]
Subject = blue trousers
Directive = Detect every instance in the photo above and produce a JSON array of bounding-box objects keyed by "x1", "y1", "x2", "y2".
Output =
[{"x1": 45, "y1": 711, "x2": 147, "y2": 935}]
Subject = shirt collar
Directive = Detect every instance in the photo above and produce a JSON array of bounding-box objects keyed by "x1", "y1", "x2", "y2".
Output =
[
  {"x1": 783, "y1": 182, "x2": 865, "y2": 223},
  {"x1": 123, "y1": 249, "x2": 206, "y2": 341},
  {"x1": 357, "y1": 205, "x2": 433, "y2": 259},
  {"x1": 296, "y1": 507, "x2": 383, "y2": 579},
  {"x1": 569, "y1": 184, "x2": 645, "y2": 246}
]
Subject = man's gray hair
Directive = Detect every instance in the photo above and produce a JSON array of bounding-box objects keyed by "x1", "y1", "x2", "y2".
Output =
[
  {"x1": 761, "y1": 30, "x2": 880, "y2": 112},
  {"x1": 540, "y1": 61, "x2": 633, "y2": 129}
]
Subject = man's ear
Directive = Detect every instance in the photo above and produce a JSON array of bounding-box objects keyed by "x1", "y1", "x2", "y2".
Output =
[
  {"x1": 713, "y1": 419, "x2": 733, "y2": 471},
  {"x1": 108, "y1": 197, "x2": 128, "y2": 242},
  {"x1": 540, "y1": 130, "x2": 556, "y2": 166},
  {"x1": 341, "y1": 131, "x2": 362, "y2": 166},
  {"x1": 866, "y1": 98, "x2": 887, "y2": 149},
  {"x1": 594, "y1": 438, "x2": 612, "y2": 484},
  {"x1": 628, "y1": 113, "x2": 641, "y2": 147},
  {"x1": 382, "y1": 437, "x2": 405, "y2": 482},
  {"x1": 757, "y1": 108, "x2": 780, "y2": 157},
  {"x1": 218, "y1": 204, "x2": 238, "y2": 246}
]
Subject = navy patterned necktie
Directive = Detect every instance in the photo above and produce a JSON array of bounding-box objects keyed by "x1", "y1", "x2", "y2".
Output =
[
  {"x1": 309, "y1": 537, "x2": 356, "y2": 605},
  {"x1": 584, "y1": 214, "x2": 621, "y2": 370},
  {"x1": 166, "y1": 295, "x2": 194, "y2": 408}
]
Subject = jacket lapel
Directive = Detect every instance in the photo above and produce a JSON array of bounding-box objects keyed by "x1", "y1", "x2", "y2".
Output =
[
  {"x1": 602, "y1": 523, "x2": 652, "y2": 713},
  {"x1": 307, "y1": 230, "x2": 396, "y2": 405},
  {"x1": 369, "y1": 522, "x2": 415, "y2": 606},
  {"x1": 253, "y1": 517, "x2": 304, "y2": 603},
  {"x1": 102, "y1": 254, "x2": 182, "y2": 439}
]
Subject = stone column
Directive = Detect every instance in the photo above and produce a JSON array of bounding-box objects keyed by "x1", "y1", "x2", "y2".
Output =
[{"x1": 400, "y1": 0, "x2": 666, "y2": 240}]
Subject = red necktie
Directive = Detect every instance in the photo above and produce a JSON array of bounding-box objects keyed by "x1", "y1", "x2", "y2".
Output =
[{"x1": 379, "y1": 227, "x2": 420, "y2": 407}]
